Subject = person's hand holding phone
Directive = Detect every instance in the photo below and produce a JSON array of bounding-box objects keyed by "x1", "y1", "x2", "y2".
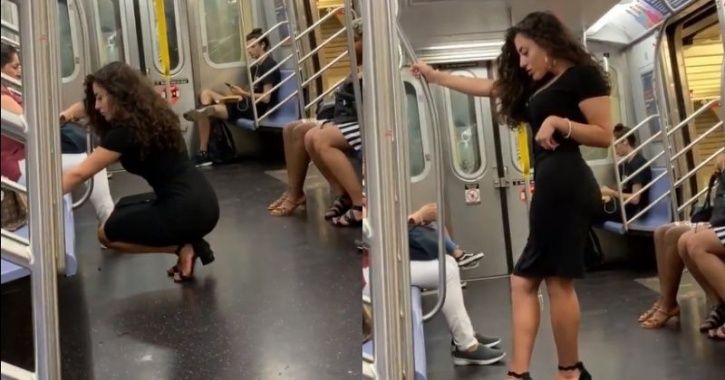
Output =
[{"x1": 226, "y1": 83, "x2": 245, "y2": 97}]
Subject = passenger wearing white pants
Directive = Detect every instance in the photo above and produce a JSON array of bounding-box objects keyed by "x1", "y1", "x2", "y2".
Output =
[{"x1": 18, "y1": 153, "x2": 114, "y2": 223}]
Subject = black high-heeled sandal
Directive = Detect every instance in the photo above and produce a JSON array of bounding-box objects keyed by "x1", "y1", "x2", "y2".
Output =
[
  {"x1": 558, "y1": 362, "x2": 591, "y2": 380},
  {"x1": 331, "y1": 205, "x2": 363, "y2": 227},
  {"x1": 325, "y1": 194, "x2": 352, "y2": 220},
  {"x1": 507, "y1": 371, "x2": 532, "y2": 379},
  {"x1": 166, "y1": 240, "x2": 215, "y2": 277}
]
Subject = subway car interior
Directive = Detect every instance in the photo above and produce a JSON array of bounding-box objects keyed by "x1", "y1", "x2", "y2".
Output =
[{"x1": 1, "y1": 0, "x2": 724, "y2": 379}]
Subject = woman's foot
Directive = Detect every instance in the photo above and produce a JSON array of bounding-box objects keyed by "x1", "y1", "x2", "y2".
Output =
[
  {"x1": 700, "y1": 304, "x2": 725, "y2": 332},
  {"x1": 324, "y1": 194, "x2": 352, "y2": 220},
  {"x1": 708, "y1": 322, "x2": 725, "y2": 340},
  {"x1": 267, "y1": 192, "x2": 288, "y2": 211},
  {"x1": 173, "y1": 244, "x2": 197, "y2": 283},
  {"x1": 331, "y1": 205, "x2": 363, "y2": 227},
  {"x1": 555, "y1": 362, "x2": 591, "y2": 380},
  {"x1": 638, "y1": 299, "x2": 661, "y2": 322},
  {"x1": 640, "y1": 304, "x2": 680, "y2": 329},
  {"x1": 269, "y1": 195, "x2": 306, "y2": 217}
]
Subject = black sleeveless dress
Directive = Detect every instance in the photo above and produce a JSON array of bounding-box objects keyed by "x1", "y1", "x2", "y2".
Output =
[{"x1": 513, "y1": 65, "x2": 610, "y2": 279}]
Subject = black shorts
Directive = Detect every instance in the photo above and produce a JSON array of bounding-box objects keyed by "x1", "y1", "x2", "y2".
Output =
[{"x1": 225, "y1": 99, "x2": 267, "y2": 121}]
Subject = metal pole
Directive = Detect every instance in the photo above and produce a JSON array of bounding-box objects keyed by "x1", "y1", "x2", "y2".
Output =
[
  {"x1": 343, "y1": 0, "x2": 363, "y2": 127},
  {"x1": 364, "y1": 1, "x2": 415, "y2": 379},
  {"x1": 282, "y1": 0, "x2": 307, "y2": 119},
  {"x1": 18, "y1": 0, "x2": 64, "y2": 378}
]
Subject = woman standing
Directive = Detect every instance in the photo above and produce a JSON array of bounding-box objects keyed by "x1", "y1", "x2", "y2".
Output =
[
  {"x1": 412, "y1": 12, "x2": 612, "y2": 380},
  {"x1": 62, "y1": 62, "x2": 220, "y2": 283}
]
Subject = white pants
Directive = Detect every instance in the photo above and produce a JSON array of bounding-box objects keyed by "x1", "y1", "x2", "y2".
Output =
[
  {"x1": 18, "y1": 153, "x2": 114, "y2": 222},
  {"x1": 362, "y1": 256, "x2": 477, "y2": 350}
]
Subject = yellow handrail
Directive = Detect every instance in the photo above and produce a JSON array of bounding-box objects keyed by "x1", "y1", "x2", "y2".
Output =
[{"x1": 154, "y1": 0, "x2": 171, "y2": 100}]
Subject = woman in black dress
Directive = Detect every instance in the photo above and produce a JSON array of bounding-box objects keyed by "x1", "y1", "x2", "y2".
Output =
[
  {"x1": 62, "y1": 62, "x2": 220, "y2": 283},
  {"x1": 412, "y1": 12, "x2": 612, "y2": 380}
]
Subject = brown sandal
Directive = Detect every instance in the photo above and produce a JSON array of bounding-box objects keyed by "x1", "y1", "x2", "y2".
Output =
[
  {"x1": 638, "y1": 300, "x2": 661, "y2": 322},
  {"x1": 270, "y1": 196, "x2": 306, "y2": 217},
  {"x1": 267, "y1": 192, "x2": 288, "y2": 211},
  {"x1": 640, "y1": 305, "x2": 680, "y2": 329}
]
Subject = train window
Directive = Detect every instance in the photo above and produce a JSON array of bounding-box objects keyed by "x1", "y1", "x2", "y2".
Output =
[
  {"x1": 58, "y1": 1, "x2": 78, "y2": 79},
  {"x1": 201, "y1": 0, "x2": 243, "y2": 66},
  {"x1": 446, "y1": 70, "x2": 486, "y2": 178},
  {"x1": 150, "y1": 0, "x2": 181, "y2": 73},
  {"x1": 405, "y1": 81, "x2": 426, "y2": 178},
  {"x1": 1, "y1": 0, "x2": 19, "y2": 44},
  {"x1": 94, "y1": 0, "x2": 126, "y2": 65}
]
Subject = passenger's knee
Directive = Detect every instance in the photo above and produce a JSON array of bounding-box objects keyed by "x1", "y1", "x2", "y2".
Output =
[
  {"x1": 545, "y1": 277, "x2": 575, "y2": 298},
  {"x1": 677, "y1": 231, "x2": 694, "y2": 259},
  {"x1": 303, "y1": 128, "x2": 317, "y2": 152},
  {"x1": 510, "y1": 275, "x2": 538, "y2": 295}
]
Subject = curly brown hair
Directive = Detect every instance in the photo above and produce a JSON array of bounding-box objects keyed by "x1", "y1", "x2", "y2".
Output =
[
  {"x1": 493, "y1": 11, "x2": 608, "y2": 126},
  {"x1": 83, "y1": 61, "x2": 184, "y2": 157}
]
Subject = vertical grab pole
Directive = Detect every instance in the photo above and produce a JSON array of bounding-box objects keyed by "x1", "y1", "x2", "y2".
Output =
[
  {"x1": 19, "y1": 0, "x2": 64, "y2": 377},
  {"x1": 364, "y1": 1, "x2": 415, "y2": 379},
  {"x1": 343, "y1": 0, "x2": 363, "y2": 127},
  {"x1": 153, "y1": 0, "x2": 171, "y2": 102},
  {"x1": 282, "y1": 0, "x2": 307, "y2": 118}
]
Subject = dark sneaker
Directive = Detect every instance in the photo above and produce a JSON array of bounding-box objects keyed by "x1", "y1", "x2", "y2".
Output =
[
  {"x1": 451, "y1": 333, "x2": 501, "y2": 351},
  {"x1": 183, "y1": 106, "x2": 214, "y2": 122},
  {"x1": 456, "y1": 251, "x2": 484, "y2": 269},
  {"x1": 194, "y1": 151, "x2": 213, "y2": 167},
  {"x1": 452, "y1": 344, "x2": 506, "y2": 366}
]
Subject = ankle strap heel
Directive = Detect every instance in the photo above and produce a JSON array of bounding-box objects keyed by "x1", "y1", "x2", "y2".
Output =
[
  {"x1": 507, "y1": 371, "x2": 532, "y2": 379},
  {"x1": 558, "y1": 362, "x2": 591, "y2": 380}
]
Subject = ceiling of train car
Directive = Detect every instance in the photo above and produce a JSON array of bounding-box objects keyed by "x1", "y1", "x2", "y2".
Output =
[{"x1": 398, "y1": 0, "x2": 621, "y2": 58}]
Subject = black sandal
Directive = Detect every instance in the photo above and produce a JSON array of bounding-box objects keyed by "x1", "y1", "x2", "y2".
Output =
[
  {"x1": 324, "y1": 194, "x2": 352, "y2": 220},
  {"x1": 700, "y1": 304, "x2": 725, "y2": 332},
  {"x1": 507, "y1": 371, "x2": 532, "y2": 379},
  {"x1": 166, "y1": 240, "x2": 215, "y2": 278},
  {"x1": 558, "y1": 362, "x2": 591, "y2": 380},
  {"x1": 331, "y1": 205, "x2": 363, "y2": 227}
]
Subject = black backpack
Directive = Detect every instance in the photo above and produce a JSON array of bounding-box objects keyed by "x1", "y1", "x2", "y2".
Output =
[{"x1": 207, "y1": 119, "x2": 237, "y2": 164}]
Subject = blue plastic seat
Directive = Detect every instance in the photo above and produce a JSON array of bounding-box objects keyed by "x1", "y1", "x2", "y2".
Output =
[
  {"x1": 235, "y1": 69, "x2": 300, "y2": 131},
  {"x1": 362, "y1": 287, "x2": 427, "y2": 380},
  {"x1": 600, "y1": 167, "x2": 673, "y2": 235},
  {"x1": 1, "y1": 195, "x2": 77, "y2": 284}
]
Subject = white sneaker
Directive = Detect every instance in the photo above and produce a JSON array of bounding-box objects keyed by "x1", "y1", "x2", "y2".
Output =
[{"x1": 456, "y1": 251, "x2": 484, "y2": 269}]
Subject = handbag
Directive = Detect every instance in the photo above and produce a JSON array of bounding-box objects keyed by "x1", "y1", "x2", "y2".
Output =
[
  {"x1": 1, "y1": 187, "x2": 28, "y2": 231},
  {"x1": 691, "y1": 173, "x2": 718, "y2": 223}
]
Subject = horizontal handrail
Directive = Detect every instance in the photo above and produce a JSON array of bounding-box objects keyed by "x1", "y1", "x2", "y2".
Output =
[
  {"x1": 1, "y1": 111, "x2": 28, "y2": 142},
  {"x1": 257, "y1": 90, "x2": 298, "y2": 122},
  {"x1": 1, "y1": 19, "x2": 19, "y2": 33},
  {"x1": 614, "y1": 114, "x2": 659, "y2": 145},
  {"x1": 1, "y1": 176, "x2": 27, "y2": 194},
  {"x1": 296, "y1": 6, "x2": 346, "y2": 41},
  {"x1": 0, "y1": 36, "x2": 20, "y2": 49},
  {"x1": 1, "y1": 229, "x2": 32, "y2": 268},
  {"x1": 250, "y1": 35, "x2": 291, "y2": 67},
  {"x1": 670, "y1": 121, "x2": 724, "y2": 162},
  {"x1": 620, "y1": 150, "x2": 665, "y2": 186},
  {"x1": 299, "y1": 26, "x2": 348, "y2": 64},
  {"x1": 305, "y1": 76, "x2": 346, "y2": 111},
  {"x1": 301, "y1": 50, "x2": 348, "y2": 88},
  {"x1": 1, "y1": 72, "x2": 22, "y2": 87},
  {"x1": 252, "y1": 53, "x2": 294, "y2": 86},
  {"x1": 617, "y1": 129, "x2": 663, "y2": 166},
  {"x1": 678, "y1": 184, "x2": 710, "y2": 213},
  {"x1": 673, "y1": 148, "x2": 725, "y2": 188},
  {"x1": 626, "y1": 188, "x2": 672, "y2": 227},
  {"x1": 254, "y1": 72, "x2": 296, "y2": 106},
  {"x1": 667, "y1": 98, "x2": 721, "y2": 137},
  {"x1": 623, "y1": 169, "x2": 669, "y2": 206},
  {"x1": 0, "y1": 360, "x2": 34, "y2": 380},
  {"x1": 246, "y1": 21, "x2": 288, "y2": 49}
]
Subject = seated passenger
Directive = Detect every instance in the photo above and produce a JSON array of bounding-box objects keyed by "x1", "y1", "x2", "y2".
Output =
[
  {"x1": 183, "y1": 28, "x2": 282, "y2": 166},
  {"x1": 1, "y1": 43, "x2": 115, "y2": 223},
  {"x1": 599, "y1": 123, "x2": 652, "y2": 222},
  {"x1": 408, "y1": 203, "x2": 484, "y2": 268},
  {"x1": 362, "y1": 201, "x2": 507, "y2": 365},
  {"x1": 638, "y1": 154, "x2": 725, "y2": 329},
  {"x1": 678, "y1": 224, "x2": 725, "y2": 340},
  {"x1": 268, "y1": 19, "x2": 363, "y2": 218},
  {"x1": 61, "y1": 62, "x2": 220, "y2": 283}
]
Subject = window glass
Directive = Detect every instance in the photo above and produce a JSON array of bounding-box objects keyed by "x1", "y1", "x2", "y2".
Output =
[
  {"x1": 202, "y1": 0, "x2": 243, "y2": 65},
  {"x1": 95, "y1": 0, "x2": 126, "y2": 65},
  {"x1": 58, "y1": 1, "x2": 76, "y2": 78},
  {"x1": 447, "y1": 71, "x2": 484, "y2": 176},
  {"x1": 1, "y1": 0, "x2": 20, "y2": 45},
  {"x1": 150, "y1": 0, "x2": 180, "y2": 72},
  {"x1": 405, "y1": 82, "x2": 425, "y2": 177}
]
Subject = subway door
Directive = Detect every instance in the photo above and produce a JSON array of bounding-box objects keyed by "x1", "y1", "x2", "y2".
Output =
[
  {"x1": 499, "y1": 127, "x2": 532, "y2": 266},
  {"x1": 438, "y1": 65, "x2": 509, "y2": 279},
  {"x1": 136, "y1": 0, "x2": 197, "y2": 150},
  {"x1": 402, "y1": 70, "x2": 437, "y2": 210},
  {"x1": 58, "y1": 0, "x2": 89, "y2": 109}
]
